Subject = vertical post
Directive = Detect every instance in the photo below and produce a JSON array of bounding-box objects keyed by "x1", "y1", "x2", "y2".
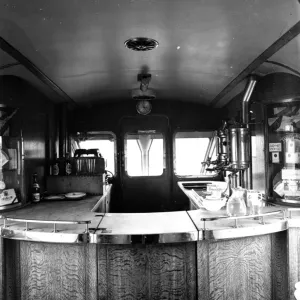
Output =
[
  {"x1": 58, "y1": 104, "x2": 68, "y2": 158},
  {"x1": 18, "y1": 131, "x2": 26, "y2": 204}
]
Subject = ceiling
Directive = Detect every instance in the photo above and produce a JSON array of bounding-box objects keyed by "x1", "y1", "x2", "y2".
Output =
[{"x1": 0, "y1": 0, "x2": 299, "y2": 107}]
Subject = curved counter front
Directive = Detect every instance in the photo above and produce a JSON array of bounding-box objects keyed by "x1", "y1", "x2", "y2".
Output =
[
  {"x1": 0, "y1": 196, "x2": 289, "y2": 244},
  {"x1": 0, "y1": 185, "x2": 299, "y2": 300}
]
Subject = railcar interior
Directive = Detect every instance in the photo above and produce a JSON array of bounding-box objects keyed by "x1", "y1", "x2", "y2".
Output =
[
  {"x1": 0, "y1": 0, "x2": 300, "y2": 212},
  {"x1": 2, "y1": 2, "x2": 300, "y2": 300}
]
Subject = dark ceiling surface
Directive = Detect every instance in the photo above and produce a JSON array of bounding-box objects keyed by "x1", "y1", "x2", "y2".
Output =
[{"x1": 0, "y1": 0, "x2": 299, "y2": 107}]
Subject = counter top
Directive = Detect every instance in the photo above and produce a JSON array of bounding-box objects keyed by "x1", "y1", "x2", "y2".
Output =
[{"x1": 93, "y1": 211, "x2": 199, "y2": 244}]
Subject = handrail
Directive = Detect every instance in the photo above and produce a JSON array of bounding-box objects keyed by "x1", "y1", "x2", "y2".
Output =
[
  {"x1": 201, "y1": 210, "x2": 285, "y2": 229},
  {"x1": 286, "y1": 207, "x2": 300, "y2": 219},
  {"x1": 1, "y1": 216, "x2": 91, "y2": 233},
  {"x1": 200, "y1": 210, "x2": 284, "y2": 222}
]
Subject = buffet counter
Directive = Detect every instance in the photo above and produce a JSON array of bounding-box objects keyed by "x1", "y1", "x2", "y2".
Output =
[
  {"x1": 0, "y1": 182, "x2": 299, "y2": 300},
  {"x1": 0, "y1": 194, "x2": 290, "y2": 244}
]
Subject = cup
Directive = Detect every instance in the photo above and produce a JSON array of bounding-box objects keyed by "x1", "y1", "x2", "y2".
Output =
[
  {"x1": 247, "y1": 190, "x2": 263, "y2": 215},
  {"x1": 207, "y1": 184, "x2": 223, "y2": 199}
]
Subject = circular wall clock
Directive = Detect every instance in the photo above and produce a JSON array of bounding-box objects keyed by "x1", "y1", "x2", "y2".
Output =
[{"x1": 136, "y1": 100, "x2": 152, "y2": 115}]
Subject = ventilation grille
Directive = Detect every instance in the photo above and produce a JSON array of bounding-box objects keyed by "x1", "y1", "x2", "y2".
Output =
[{"x1": 124, "y1": 37, "x2": 159, "y2": 51}]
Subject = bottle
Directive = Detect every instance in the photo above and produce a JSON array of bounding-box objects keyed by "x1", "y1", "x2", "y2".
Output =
[
  {"x1": 65, "y1": 153, "x2": 72, "y2": 175},
  {"x1": 32, "y1": 173, "x2": 41, "y2": 203},
  {"x1": 51, "y1": 153, "x2": 59, "y2": 176}
]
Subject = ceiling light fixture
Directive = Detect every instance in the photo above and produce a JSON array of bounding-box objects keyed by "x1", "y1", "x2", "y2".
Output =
[{"x1": 124, "y1": 37, "x2": 159, "y2": 51}]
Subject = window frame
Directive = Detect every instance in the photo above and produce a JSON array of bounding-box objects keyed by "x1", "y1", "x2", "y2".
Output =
[
  {"x1": 173, "y1": 130, "x2": 219, "y2": 179},
  {"x1": 124, "y1": 130, "x2": 166, "y2": 178},
  {"x1": 74, "y1": 131, "x2": 117, "y2": 175}
]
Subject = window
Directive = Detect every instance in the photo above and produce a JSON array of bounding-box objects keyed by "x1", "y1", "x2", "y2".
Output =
[
  {"x1": 73, "y1": 131, "x2": 116, "y2": 174},
  {"x1": 174, "y1": 131, "x2": 217, "y2": 177},
  {"x1": 125, "y1": 131, "x2": 164, "y2": 176}
]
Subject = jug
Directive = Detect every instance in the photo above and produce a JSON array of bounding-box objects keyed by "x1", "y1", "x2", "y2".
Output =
[{"x1": 226, "y1": 188, "x2": 247, "y2": 217}]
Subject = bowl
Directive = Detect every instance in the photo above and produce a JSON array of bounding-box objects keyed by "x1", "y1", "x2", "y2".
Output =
[{"x1": 202, "y1": 197, "x2": 227, "y2": 211}]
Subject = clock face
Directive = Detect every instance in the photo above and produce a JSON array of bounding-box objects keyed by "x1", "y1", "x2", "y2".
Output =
[{"x1": 136, "y1": 100, "x2": 152, "y2": 115}]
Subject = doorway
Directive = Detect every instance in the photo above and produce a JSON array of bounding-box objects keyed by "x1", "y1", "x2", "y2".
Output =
[{"x1": 119, "y1": 116, "x2": 171, "y2": 212}]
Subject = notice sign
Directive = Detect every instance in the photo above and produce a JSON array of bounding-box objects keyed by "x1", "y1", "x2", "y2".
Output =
[{"x1": 269, "y1": 143, "x2": 282, "y2": 152}]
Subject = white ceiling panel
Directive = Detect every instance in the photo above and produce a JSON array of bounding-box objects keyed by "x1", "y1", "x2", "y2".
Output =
[{"x1": 0, "y1": 0, "x2": 299, "y2": 106}]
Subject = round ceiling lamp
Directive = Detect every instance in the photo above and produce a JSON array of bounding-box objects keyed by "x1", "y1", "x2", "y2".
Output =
[{"x1": 124, "y1": 37, "x2": 159, "y2": 51}]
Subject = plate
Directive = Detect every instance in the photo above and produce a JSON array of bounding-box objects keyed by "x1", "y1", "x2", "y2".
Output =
[
  {"x1": 65, "y1": 192, "x2": 86, "y2": 200},
  {"x1": 43, "y1": 194, "x2": 66, "y2": 200}
]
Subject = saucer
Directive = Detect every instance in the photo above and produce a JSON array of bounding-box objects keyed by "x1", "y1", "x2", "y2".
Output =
[{"x1": 65, "y1": 192, "x2": 86, "y2": 200}]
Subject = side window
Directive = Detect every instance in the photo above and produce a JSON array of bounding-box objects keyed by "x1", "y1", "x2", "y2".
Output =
[
  {"x1": 72, "y1": 131, "x2": 116, "y2": 174},
  {"x1": 174, "y1": 131, "x2": 217, "y2": 177},
  {"x1": 124, "y1": 131, "x2": 165, "y2": 176}
]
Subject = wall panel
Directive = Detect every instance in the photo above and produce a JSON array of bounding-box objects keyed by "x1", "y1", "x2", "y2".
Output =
[
  {"x1": 97, "y1": 242, "x2": 197, "y2": 300},
  {"x1": 20, "y1": 241, "x2": 97, "y2": 300},
  {"x1": 4, "y1": 239, "x2": 21, "y2": 300},
  {"x1": 197, "y1": 235, "x2": 275, "y2": 300}
]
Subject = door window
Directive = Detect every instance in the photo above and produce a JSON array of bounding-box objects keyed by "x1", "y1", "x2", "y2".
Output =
[{"x1": 125, "y1": 131, "x2": 165, "y2": 176}]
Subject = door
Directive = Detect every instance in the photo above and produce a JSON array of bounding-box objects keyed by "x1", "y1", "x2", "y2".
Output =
[{"x1": 119, "y1": 116, "x2": 171, "y2": 212}]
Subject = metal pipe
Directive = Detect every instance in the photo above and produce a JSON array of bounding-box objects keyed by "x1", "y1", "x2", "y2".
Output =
[
  {"x1": 200, "y1": 131, "x2": 217, "y2": 173},
  {"x1": 241, "y1": 76, "x2": 258, "y2": 189},
  {"x1": 229, "y1": 128, "x2": 239, "y2": 169},
  {"x1": 5, "y1": 217, "x2": 91, "y2": 225},
  {"x1": 232, "y1": 173, "x2": 238, "y2": 188},
  {"x1": 242, "y1": 76, "x2": 258, "y2": 126},
  {"x1": 238, "y1": 128, "x2": 250, "y2": 169}
]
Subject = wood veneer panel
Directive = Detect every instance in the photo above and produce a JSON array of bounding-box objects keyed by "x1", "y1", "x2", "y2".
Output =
[
  {"x1": 100, "y1": 243, "x2": 197, "y2": 300},
  {"x1": 288, "y1": 228, "x2": 300, "y2": 300},
  {"x1": 20, "y1": 242, "x2": 87, "y2": 300},
  {"x1": 97, "y1": 245, "x2": 108, "y2": 300},
  {"x1": 4, "y1": 239, "x2": 21, "y2": 300},
  {"x1": 185, "y1": 243, "x2": 197, "y2": 300},
  {"x1": 148, "y1": 243, "x2": 196, "y2": 300},
  {"x1": 20, "y1": 242, "x2": 49, "y2": 300},
  {"x1": 197, "y1": 241, "x2": 209, "y2": 299},
  {"x1": 271, "y1": 231, "x2": 288, "y2": 300},
  {"x1": 198, "y1": 235, "x2": 272, "y2": 300},
  {"x1": 85, "y1": 244, "x2": 98, "y2": 300},
  {"x1": 106, "y1": 245, "x2": 148, "y2": 299}
]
